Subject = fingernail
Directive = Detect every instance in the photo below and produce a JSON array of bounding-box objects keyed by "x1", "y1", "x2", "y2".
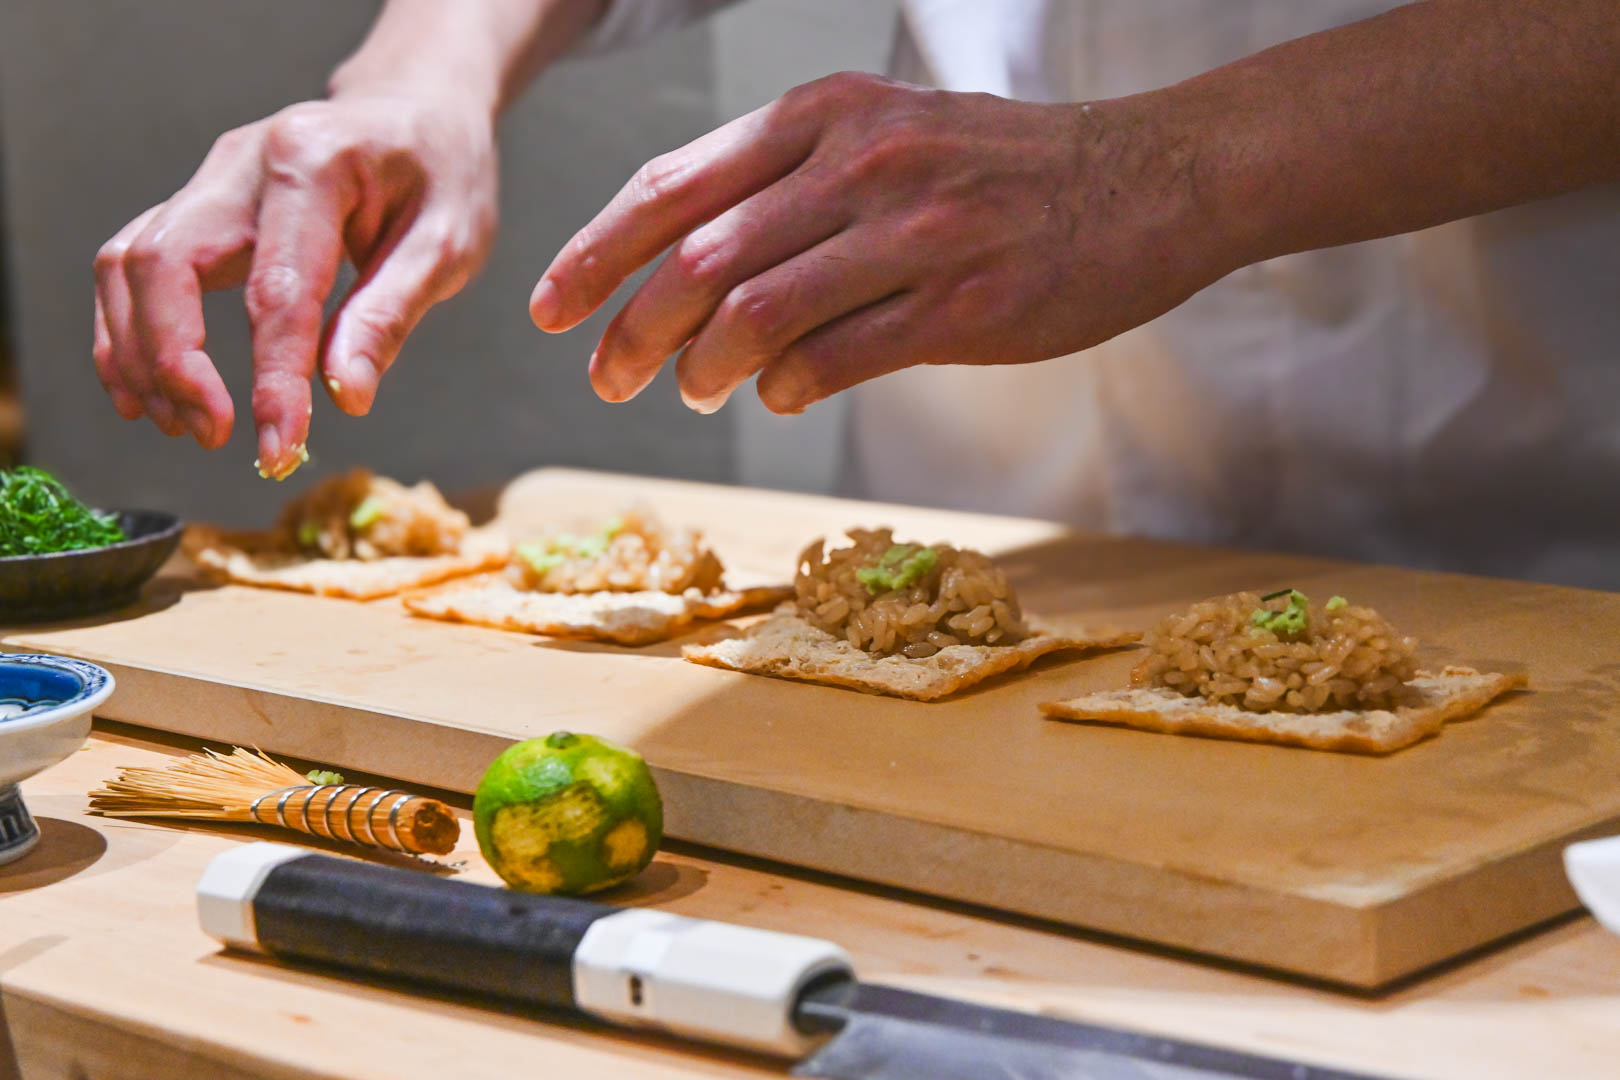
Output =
[
  {"x1": 682, "y1": 390, "x2": 726, "y2": 415},
  {"x1": 183, "y1": 406, "x2": 212, "y2": 444},
  {"x1": 531, "y1": 279, "x2": 561, "y2": 330},
  {"x1": 257, "y1": 426, "x2": 281, "y2": 478}
]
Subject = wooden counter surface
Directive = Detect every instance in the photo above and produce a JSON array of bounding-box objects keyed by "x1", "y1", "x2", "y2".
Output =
[{"x1": 3, "y1": 724, "x2": 1619, "y2": 1080}]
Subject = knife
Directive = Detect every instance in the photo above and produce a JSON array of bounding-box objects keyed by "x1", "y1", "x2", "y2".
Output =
[
  {"x1": 198, "y1": 843, "x2": 1387, "y2": 1079},
  {"x1": 1564, "y1": 834, "x2": 1620, "y2": 935}
]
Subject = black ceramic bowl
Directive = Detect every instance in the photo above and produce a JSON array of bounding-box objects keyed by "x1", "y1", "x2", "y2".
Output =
[{"x1": 0, "y1": 510, "x2": 184, "y2": 622}]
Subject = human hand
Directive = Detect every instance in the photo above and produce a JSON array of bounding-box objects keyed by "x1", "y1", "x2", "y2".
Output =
[
  {"x1": 93, "y1": 92, "x2": 497, "y2": 477},
  {"x1": 531, "y1": 72, "x2": 1226, "y2": 415}
]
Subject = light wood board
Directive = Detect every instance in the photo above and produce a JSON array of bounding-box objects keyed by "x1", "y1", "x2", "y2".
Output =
[
  {"x1": 6, "y1": 468, "x2": 1617, "y2": 987},
  {"x1": 10, "y1": 728, "x2": 1620, "y2": 1080}
]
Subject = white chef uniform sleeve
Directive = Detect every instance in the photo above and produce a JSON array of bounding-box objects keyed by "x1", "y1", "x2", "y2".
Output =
[{"x1": 567, "y1": 0, "x2": 746, "y2": 57}]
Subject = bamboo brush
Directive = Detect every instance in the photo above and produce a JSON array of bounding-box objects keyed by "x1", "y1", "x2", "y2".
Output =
[{"x1": 89, "y1": 747, "x2": 460, "y2": 856}]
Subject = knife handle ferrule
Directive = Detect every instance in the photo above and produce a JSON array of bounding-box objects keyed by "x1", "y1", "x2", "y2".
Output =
[{"x1": 574, "y1": 906, "x2": 851, "y2": 1058}]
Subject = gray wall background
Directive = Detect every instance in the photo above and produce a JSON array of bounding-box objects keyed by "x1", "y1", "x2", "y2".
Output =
[{"x1": 0, "y1": 0, "x2": 895, "y2": 526}]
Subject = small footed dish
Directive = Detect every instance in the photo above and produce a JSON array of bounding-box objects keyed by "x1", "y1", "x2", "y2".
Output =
[
  {"x1": 0, "y1": 509, "x2": 182, "y2": 622},
  {"x1": 0, "y1": 653, "x2": 114, "y2": 866}
]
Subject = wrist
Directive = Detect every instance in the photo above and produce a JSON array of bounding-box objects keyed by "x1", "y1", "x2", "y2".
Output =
[
  {"x1": 1066, "y1": 92, "x2": 1253, "y2": 300},
  {"x1": 328, "y1": 57, "x2": 502, "y2": 124}
]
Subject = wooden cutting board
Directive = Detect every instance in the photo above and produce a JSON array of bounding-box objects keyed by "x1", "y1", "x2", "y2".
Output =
[{"x1": 5, "y1": 468, "x2": 1615, "y2": 988}]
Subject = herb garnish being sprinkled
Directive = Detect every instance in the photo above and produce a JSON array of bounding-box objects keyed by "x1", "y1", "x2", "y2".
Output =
[
  {"x1": 855, "y1": 543, "x2": 939, "y2": 594},
  {"x1": 0, "y1": 466, "x2": 126, "y2": 557}
]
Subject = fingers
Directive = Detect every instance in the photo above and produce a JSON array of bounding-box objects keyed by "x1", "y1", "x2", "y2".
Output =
[
  {"x1": 93, "y1": 206, "x2": 165, "y2": 424},
  {"x1": 668, "y1": 228, "x2": 908, "y2": 413},
  {"x1": 588, "y1": 173, "x2": 848, "y2": 404},
  {"x1": 120, "y1": 203, "x2": 249, "y2": 448},
  {"x1": 245, "y1": 170, "x2": 352, "y2": 477},
  {"x1": 92, "y1": 302, "x2": 142, "y2": 420},
  {"x1": 754, "y1": 291, "x2": 931, "y2": 415},
  {"x1": 321, "y1": 214, "x2": 475, "y2": 415},
  {"x1": 531, "y1": 97, "x2": 822, "y2": 334}
]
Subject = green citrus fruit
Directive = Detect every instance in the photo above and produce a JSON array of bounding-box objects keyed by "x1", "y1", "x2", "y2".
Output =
[{"x1": 473, "y1": 731, "x2": 663, "y2": 895}]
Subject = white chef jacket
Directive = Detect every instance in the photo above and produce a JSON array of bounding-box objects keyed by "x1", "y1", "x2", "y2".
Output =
[{"x1": 577, "y1": 0, "x2": 1620, "y2": 589}]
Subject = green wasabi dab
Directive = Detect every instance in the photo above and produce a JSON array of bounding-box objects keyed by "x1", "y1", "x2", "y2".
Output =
[
  {"x1": 517, "y1": 517, "x2": 627, "y2": 575},
  {"x1": 1250, "y1": 588, "x2": 1310, "y2": 639},
  {"x1": 348, "y1": 495, "x2": 387, "y2": 531},
  {"x1": 855, "y1": 544, "x2": 939, "y2": 594}
]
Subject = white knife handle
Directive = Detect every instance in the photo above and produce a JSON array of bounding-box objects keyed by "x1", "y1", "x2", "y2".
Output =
[
  {"x1": 1565, "y1": 835, "x2": 1620, "y2": 935},
  {"x1": 574, "y1": 907, "x2": 852, "y2": 1058}
]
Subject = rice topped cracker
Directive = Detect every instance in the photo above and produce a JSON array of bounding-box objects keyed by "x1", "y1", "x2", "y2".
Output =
[
  {"x1": 683, "y1": 609, "x2": 1139, "y2": 701},
  {"x1": 189, "y1": 468, "x2": 507, "y2": 600},
  {"x1": 188, "y1": 525, "x2": 508, "y2": 601},
  {"x1": 403, "y1": 577, "x2": 790, "y2": 647},
  {"x1": 404, "y1": 506, "x2": 788, "y2": 645},
  {"x1": 1040, "y1": 667, "x2": 1527, "y2": 754}
]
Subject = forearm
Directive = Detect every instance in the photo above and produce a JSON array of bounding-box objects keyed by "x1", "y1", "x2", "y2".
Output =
[
  {"x1": 328, "y1": 0, "x2": 609, "y2": 116},
  {"x1": 1154, "y1": 0, "x2": 1620, "y2": 270}
]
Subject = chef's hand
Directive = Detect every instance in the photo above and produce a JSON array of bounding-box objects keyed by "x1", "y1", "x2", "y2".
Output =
[
  {"x1": 530, "y1": 72, "x2": 1224, "y2": 414},
  {"x1": 92, "y1": 92, "x2": 497, "y2": 475}
]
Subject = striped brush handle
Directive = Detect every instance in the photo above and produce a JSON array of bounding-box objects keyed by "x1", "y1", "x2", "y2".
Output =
[{"x1": 248, "y1": 784, "x2": 459, "y2": 856}]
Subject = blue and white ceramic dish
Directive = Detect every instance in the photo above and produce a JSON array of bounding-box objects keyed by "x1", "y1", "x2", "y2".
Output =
[{"x1": 0, "y1": 654, "x2": 114, "y2": 866}]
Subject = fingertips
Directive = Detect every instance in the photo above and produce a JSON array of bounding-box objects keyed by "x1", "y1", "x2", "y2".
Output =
[
  {"x1": 529, "y1": 277, "x2": 562, "y2": 332},
  {"x1": 537, "y1": 102, "x2": 821, "y2": 334},
  {"x1": 251, "y1": 378, "x2": 313, "y2": 480},
  {"x1": 586, "y1": 339, "x2": 656, "y2": 404},
  {"x1": 323, "y1": 221, "x2": 469, "y2": 416},
  {"x1": 92, "y1": 302, "x2": 144, "y2": 420},
  {"x1": 321, "y1": 341, "x2": 384, "y2": 417},
  {"x1": 755, "y1": 292, "x2": 919, "y2": 415}
]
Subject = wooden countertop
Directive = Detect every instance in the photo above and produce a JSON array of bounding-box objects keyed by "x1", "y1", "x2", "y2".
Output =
[{"x1": 4, "y1": 724, "x2": 1619, "y2": 1080}]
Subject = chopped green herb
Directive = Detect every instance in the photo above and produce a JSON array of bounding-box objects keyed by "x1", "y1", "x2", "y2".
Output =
[
  {"x1": 1325, "y1": 595, "x2": 1348, "y2": 612},
  {"x1": 856, "y1": 543, "x2": 939, "y2": 593},
  {"x1": 573, "y1": 532, "x2": 612, "y2": 559},
  {"x1": 518, "y1": 519, "x2": 626, "y2": 574},
  {"x1": 305, "y1": 769, "x2": 345, "y2": 786},
  {"x1": 517, "y1": 541, "x2": 568, "y2": 576},
  {"x1": 296, "y1": 520, "x2": 321, "y2": 548},
  {"x1": 0, "y1": 466, "x2": 125, "y2": 557},
  {"x1": 1250, "y1": 588, "x2": 1310, "y2": 639},
  {"x1": 348, "y1": 494, "x2": 386, "y2": 531}
]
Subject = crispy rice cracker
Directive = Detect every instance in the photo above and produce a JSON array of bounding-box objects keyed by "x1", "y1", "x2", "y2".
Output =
[
  {"x1": 681, "y1": 610, "x2": 1140, "y2": 701},
  {"x1": 1040, "y1": 666, "x2": 1527, "y2": 754},
  {"x1": 402, "y1": 576, "x2": 792, "y2": 646},
  {"x1": 187, "y1": 526, "x2": 509, "y2": 601}
]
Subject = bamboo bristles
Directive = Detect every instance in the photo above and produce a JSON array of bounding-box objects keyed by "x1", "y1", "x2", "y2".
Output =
[{"x1": 89, "y1": 747, "x2": 460, "y2": 856}]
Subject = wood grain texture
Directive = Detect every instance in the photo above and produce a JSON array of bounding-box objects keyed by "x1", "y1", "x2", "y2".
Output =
[
  {"x1": 5, "y1": 468, "x2": 1616, "y2": 986},
  {"x1": 5, "y1": 729, "x2": 1620, "y2": 1080}
]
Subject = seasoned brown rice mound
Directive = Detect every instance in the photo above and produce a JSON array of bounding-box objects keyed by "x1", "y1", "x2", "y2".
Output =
[
  {"x1": 794, "y1": 528, "x2": 1031, "y2": 659},
  {"x1": 273, "y1": 467, "x2": 468, "y2": 561},
  {"x1": 506, "y1": 506, "x2": 724, "y2": 595},
  {"x1": 1131, "y1": 589, "x2": 1418, "y2": 713}
]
